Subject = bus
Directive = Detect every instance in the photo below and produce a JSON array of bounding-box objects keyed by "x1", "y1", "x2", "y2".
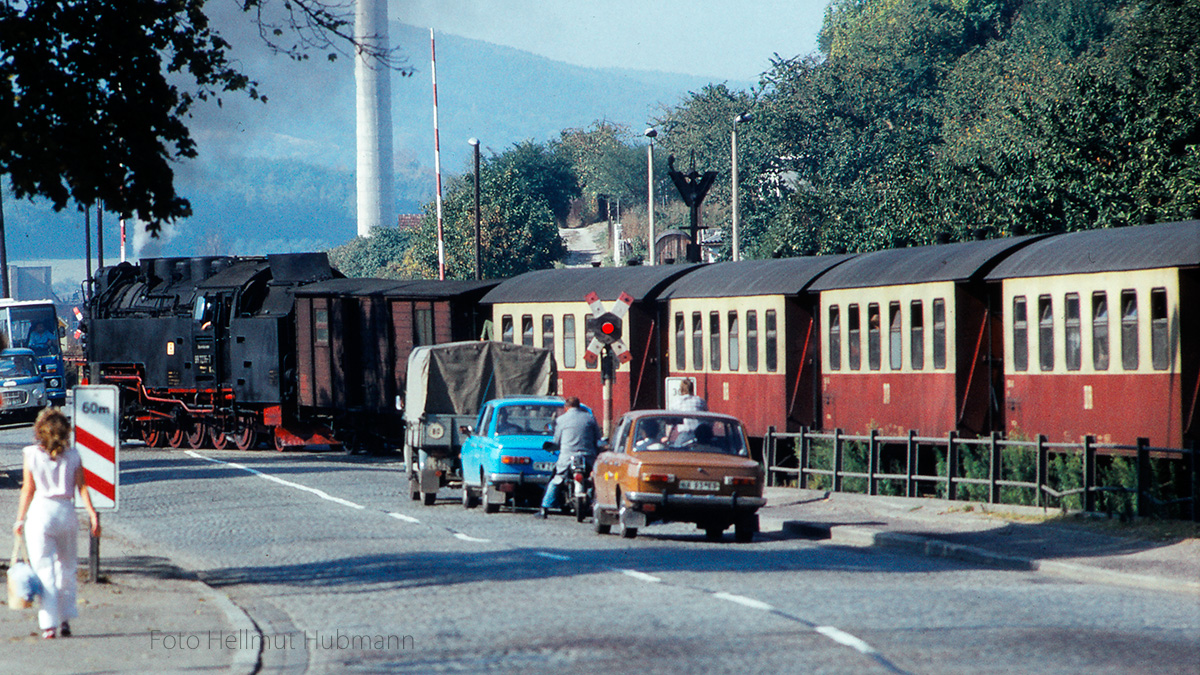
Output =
[{"x1": 0, "y1": 299, "x2": 66, "y2": 406}]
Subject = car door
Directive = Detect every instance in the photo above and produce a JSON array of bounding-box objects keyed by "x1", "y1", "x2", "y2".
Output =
[{"x1": 461, "y1": 404, "x2": 494, "y2": 487}]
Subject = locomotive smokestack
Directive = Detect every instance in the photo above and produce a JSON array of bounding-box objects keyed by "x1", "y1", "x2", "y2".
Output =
[{"x1": 355, "y1": 0, "x2": 395, "y2": 238}]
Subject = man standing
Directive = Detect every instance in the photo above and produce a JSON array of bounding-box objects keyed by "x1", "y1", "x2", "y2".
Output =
[
  {"x1": 674, "y1": 379, "x2": 707, "y2": 413},
  {"x1": 538, "y1": 397, "x2": 599, "y2": 518}
]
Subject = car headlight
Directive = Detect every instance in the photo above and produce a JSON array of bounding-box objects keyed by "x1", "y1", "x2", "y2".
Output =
[{"x1": 48, "y1": 378, "x2": 61, "y2": 389}]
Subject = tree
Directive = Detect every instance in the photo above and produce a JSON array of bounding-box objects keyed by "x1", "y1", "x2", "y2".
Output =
[
  {"x1": 399, "y1": 142, "x2": 573, "y2": 279},
  {"x1": 0, "y1": 0, "x2": 410, "y2": 233},
  {"x1": 554, "y1": 121, "x2": 647, "y2": 221},
  {"x1": 327, "y1": 226, "x2": 412, "y2": 278}
]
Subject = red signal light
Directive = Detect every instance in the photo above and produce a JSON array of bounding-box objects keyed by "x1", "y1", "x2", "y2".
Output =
[{"x1": 602, "y1": 322, "x2": 616, "y2": 335}]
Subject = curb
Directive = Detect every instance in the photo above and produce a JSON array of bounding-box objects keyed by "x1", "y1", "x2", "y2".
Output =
[
  {"x1": 193, "y1": 581, "x2": 262, "y2": 675},
  {"x1": 763, "y1": 517, "x2": 1200, "y2": 596}
]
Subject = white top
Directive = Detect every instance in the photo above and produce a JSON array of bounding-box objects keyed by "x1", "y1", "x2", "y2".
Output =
[{"x1": 23, "y1": 444, "x2": 81, "y2": 501}]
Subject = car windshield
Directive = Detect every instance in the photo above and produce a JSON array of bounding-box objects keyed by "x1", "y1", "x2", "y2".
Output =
[
  {"x1": 631, "y1": 416, "x2": 746, "y2": 456},
  {"x1": 0, "y1": 355, "x2": 38, "y2": 378},
  {"x1": 494, "y1": 404, "x2": 561, "y2": 436}
]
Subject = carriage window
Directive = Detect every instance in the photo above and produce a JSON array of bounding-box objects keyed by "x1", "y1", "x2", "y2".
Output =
[
  {"x1": 501, "y1": 315, "x2": 514, "y2": 343},
  {"x1": 675, "y1": 312, "x2": 686, "y2": 370},
  {"x1": 1092, "y1": 293, "x2": 1109, "y2": 371},
  {"x1": 932, "y1": 299, "x2": 947, "y2": 370},
  {"x1": 584, "y1": 315, "x2": 597, "y2": 369},
  {"x1": 1038, "y1": 295, "x2": 1054, "y2": 371},
  {"x1": 765, "y1": 310, "x2": 778, "y2": 372},
  {"x1": 847, "y1": 304, "x2": 861, "y2": 371},
  {"x1": 1012, "y1": 297, "x2": 1028, "y2": 372},
  {"x1": 1065, "y1": 293, "x2": 1081, "y2": 371},
  {"x1": 563, "y1": 315, "x2": 577, "y2": 368},
  {"x1": 414, "y1": 307, "x2": 435, "y2": 347},
  {"x1": 521, "y1": 315, "x2": 534, "y2": 347},
  {"x1": 692, "y1": 312, "x2": 704, "y2": 370},
  {"x1": 542, "y1": 315, "x2": 554, "y2": 352},
  {"x1": 746, "y1": 310, "x2": 759, "y2": 372},
  {"x1": 867, "y1": 303, "x2": 881, "y2": 371},
  {"x1": 888, "y1": 302, "x2": 902, "y2": 370},
  {"x1": 710, "y1": 311, "x2": 721, "y2": 371},
  {"x1": 910, "y1": 300, "x2": 924, "y2": 370},
  {"x1": 1121, "y1": 290, "x2": 1138, "y2": 370},
  {"x1": 1151, "y1": 287, "x2": 1169, "y2": 371},
  {"x1": 314, "y1": 306, "x2": 329, "y2": 346},
  {"x1": 828, "y1": 305, "x2": 841, "y2": 371},
  {"x1": 727, "y1": 312, "x2": 740, "y2": 372}
]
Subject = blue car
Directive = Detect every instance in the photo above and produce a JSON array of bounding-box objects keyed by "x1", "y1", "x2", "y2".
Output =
[{"x1": 460, "y1": 397, "x2": 580, "y2": 513}]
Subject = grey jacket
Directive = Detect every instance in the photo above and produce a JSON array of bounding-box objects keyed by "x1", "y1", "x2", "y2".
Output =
[{"x1": 552, "y1": 407, "x2": 600, "y2": 470}]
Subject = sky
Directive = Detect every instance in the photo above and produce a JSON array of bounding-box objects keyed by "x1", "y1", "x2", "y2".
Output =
[{"x1": 395, "y1": 0, "x2": 832, "y2": 82}]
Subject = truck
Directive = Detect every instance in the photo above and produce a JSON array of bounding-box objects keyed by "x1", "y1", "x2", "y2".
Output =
[{"x1": 403, "y1": 340, "x2": 556, "y2": 505}]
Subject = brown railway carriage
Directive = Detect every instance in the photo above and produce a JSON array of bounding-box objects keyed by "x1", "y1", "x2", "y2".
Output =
[
  {"x1": 656, "y1": 256, "x2": 853, "y2": 438},
  {"x1": 293, "y1": 278, "x2": 496, "y2": 452},
  {"x1": 481, "y1": 265, "x2": 700, "y2": 431},
  {"x1": 808, "y1": 236, "x2": 1043, "y2": 438},
  {"x1": 984, "y1": 221, "x2": 1200, "y2": 448}
]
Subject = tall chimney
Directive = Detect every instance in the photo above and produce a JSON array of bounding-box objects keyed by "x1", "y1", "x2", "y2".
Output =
[{"x1": 355, "y1": 0, "x2": 394, "y2": 237}]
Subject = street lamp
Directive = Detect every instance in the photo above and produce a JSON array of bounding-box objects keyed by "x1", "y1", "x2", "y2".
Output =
[
  {"x1": 468, "y1": 138, "x2": 482, "y2": 280},
  {"x1": 644, "y1": 128, "x2": 657, "y2": 266},
  {"x1": 731, "y1": 112, "x2": 753, "y2": 262}
]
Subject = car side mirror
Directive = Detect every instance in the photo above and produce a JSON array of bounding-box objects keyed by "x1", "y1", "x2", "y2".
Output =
[{"x1": 460, "y1": 425, "x2": 473, "y2": 435}]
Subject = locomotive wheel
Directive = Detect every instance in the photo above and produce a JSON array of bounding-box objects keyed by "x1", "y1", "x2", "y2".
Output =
[
  {"x1": 209, "y1": 427, "x2": 229, "y2": 450},
  {"x1": 140, "y1": 424, "x2": 162, "y2": 449},
  {"x1": 186, "y1": 423, "x2": 207, "y2": 449},
  {"x1": 166, "y1": 426, "x2": 186, "y2": 449},
  {"x1": 274, "y1": 431, "x2": 287, "y2": 452},
  {"x1": 232, "y1": 426, "x2": 257, "y2": 451}
]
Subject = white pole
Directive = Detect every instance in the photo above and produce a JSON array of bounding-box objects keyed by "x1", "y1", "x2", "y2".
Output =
[
  {"x1": 647, "y1": 140, "x2": 655, "y2": 265},
  {"x1": 731, "y1": 124, "x2": 739, "y2": 263},
  {"x1": 431, "y1": 29, "x2": 445, "y2": 280},
  {"x1": 119, "y1": 218, "x2": 126, "y2": 263}
]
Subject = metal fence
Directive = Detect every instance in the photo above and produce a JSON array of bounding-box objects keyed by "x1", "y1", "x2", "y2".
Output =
[{"x1": 764, "y1": 427, "x2": 1200, "y2": 522}]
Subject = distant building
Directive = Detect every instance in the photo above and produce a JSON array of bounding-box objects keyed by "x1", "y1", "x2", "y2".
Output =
[
  {"x1": 8, "y1": 266, "x2": 56, "y2": 302},
  {"x1": 396, "y1": 214, "x2": 423, "y2": 231}
]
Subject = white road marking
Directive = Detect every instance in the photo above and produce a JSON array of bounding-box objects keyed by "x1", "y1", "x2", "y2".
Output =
[
  {"x1": 186, "y1": 451, "x2": 364, "y2": 510},
  {"x1": 387, "y1": 512, "x2": 421, "y2": 524},
  {"x1": 815, "y1": 626, "x2": 878, "y2": 655},
  {"x1": 711, "y1": 591, "x2": 774, "y2": 611},
  {"x1": 613, "y1": 568, "x2": 662, "y2": 583},
  {"x1": 534, "y1": 552, "x2": 572, "y2": 561},
  {"x1": 453, "y1": 532, "x2": 491, "y2": 543}
]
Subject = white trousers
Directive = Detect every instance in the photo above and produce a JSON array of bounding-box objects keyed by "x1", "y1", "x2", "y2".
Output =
[{"x1": 24, "y1": 497, "x2": 79, "y2": 630}]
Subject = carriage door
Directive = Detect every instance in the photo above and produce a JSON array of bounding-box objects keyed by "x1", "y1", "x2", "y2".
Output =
[{"x1": 193, "y1": 292, "x2": 233, "y2": 385}]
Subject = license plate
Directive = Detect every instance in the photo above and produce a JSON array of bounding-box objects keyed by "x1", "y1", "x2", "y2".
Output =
[
  {"x1": 533, "y1": 462, "x2": 556, "y2": 472},
  {"x1": 679, "y1": 480, "x2": 720, "y2": 492}
]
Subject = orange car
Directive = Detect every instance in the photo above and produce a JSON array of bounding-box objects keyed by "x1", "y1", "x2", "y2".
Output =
[{"x1": 592, "y1": 410, "x2": 765, "y2": 542}]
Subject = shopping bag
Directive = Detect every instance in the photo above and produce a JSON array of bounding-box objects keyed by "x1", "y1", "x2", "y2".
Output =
[{"x1": 7, "y1": 535, "x2": 42, "y2": 610}]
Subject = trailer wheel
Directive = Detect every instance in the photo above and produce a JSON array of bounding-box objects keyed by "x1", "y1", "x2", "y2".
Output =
[{"x1": 422, "y1": 491, "x2": 437, "y2": 506}]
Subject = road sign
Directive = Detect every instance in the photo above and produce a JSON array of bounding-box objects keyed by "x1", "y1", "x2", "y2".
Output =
[{"x1": 72, "y1": 385, "x2": 120, "y2": 511}]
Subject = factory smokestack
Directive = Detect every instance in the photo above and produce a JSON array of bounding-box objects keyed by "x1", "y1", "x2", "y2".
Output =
[{"x1": 355, "y1": 0, "x2": 394, "y2": 237}]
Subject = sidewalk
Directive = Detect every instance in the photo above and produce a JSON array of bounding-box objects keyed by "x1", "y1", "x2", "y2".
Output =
[
  {"x1": 759, "y1": 486, "x2": 1200, "y2": 595},
  {"x1": 0, "y1": 476, "x2": 257, "y2": 673}
]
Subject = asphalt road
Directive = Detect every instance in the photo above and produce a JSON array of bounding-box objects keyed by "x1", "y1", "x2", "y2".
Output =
[{"x1": 3, "y1": 427, "x2": 1197, "y2": 674}]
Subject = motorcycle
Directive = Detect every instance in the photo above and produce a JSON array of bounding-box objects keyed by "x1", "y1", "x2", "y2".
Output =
[{"x1": 566, "y1": 452, "x2": 594, "y2": 523}]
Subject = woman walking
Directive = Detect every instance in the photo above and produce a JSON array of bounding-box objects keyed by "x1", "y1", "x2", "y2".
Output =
[{"x1": 12, "y1": 408, "x2": 101, "y2": 639}]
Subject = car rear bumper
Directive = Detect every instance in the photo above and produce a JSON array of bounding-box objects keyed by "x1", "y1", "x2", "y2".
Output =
[
  {"x1": 488, "y1": 472, "x2": 552, "y2": 486},
  {"x1": 626, "y1": 491, "x2": 765, "y2": 509}
]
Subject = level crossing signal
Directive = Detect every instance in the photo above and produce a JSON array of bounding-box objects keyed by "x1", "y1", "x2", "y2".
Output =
[{"x1": 583, "y1": 291, "x2": 633, "y2": 365}]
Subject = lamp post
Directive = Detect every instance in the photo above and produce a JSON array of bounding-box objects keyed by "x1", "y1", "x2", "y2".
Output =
[
  {"x1": 468, "y1": 138, "x2": 482, "y2": 280},
  {"x1": 731, "y1": 112, "x2": 753, "y2": 262},
  {"x1": 644, "y1": 127, "x2": 657, "y2": 266}
]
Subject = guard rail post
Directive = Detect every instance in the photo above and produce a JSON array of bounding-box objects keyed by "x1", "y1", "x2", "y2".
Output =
[
  {"x1": 1083, "y1": 435, "x2": 1096, "y2": 514},
  {"x1": 906, "y1": 430, "x2": 917, "y2": 498},
  {"x1": 1036, "y1": 435, "x2": 1048, "y2": 508},
  {"x1": 989, "y1": 432, "x2": 1001, "y2": 505},
  {"x1": 765, "y1": 426, "x2": 776, "y2": 487},
  {"x1": 833, "y1": 428, "x2": 844, "y2": 493},
  {"x1": 868, "y1": 429, "x2": 879, "y2": 496},
  {"x1": 1137, "y1": 437, "x2": 1151, "y2": 518},
  {"x1": 798, "y1": 427, "x2": 809, "y2": 490},
  {"x1": 946, "y1": 431, "x2": 958, "y2": 501}
]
